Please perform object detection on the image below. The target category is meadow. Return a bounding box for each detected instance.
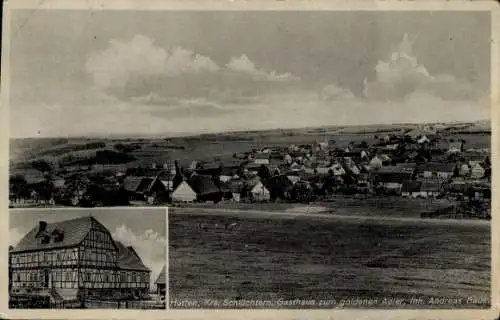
[169,210,490,309]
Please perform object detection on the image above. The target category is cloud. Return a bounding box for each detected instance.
[226,54,300,82]
[85,35,219,89]
[85,35,300,105]
[9,228,25,247]
[363,33,479,101]
[321,84,355,101]
[112,225,166,289]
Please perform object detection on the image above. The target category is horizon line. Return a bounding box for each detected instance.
[9,118,490,140]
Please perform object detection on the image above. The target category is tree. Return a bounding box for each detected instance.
[31,159,52,173]
[359,140,368,149]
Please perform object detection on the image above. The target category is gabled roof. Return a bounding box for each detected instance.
[155,265,166,285]
[115,241,150,272]
[123,176,162,194]
[11,216,97,253]
[187,174,221,196]
[421,163,456,173]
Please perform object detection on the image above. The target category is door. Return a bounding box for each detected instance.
[44,270,51,288]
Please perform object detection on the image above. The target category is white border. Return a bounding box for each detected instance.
[2,1,499,319]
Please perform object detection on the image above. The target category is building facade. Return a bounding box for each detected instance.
[9,216,150,305]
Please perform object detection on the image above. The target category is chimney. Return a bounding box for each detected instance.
[39,221,47,232]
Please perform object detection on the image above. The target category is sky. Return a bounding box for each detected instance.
[9,208,167,287]
[9,10,491,138]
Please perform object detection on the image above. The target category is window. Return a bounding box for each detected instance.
[85,272,91,282]
[65,272,71,282]
[16,273,20,281]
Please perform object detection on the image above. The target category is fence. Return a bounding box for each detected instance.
[84,299,164,309]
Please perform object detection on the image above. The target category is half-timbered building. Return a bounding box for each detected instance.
[9,216,151,305]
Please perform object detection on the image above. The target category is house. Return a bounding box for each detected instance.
[286,174,301,185]
[330,163,346,176]
[369,155,391,169]
[122,176,167,204]
[420,163,456,180]
[417,135,430,144]
[9,216,151,305]
[186,175,223,203]
[395,163,417,176]
[373,169,412,195]
[458,163,470,176]
[262,175,295,201]
[401,181,422,198]
[341,157,360,175]
[253,152,271,165]
[226,179,245,202]
[419,180,443,198]
[447,141,464,153]
[171,180,197,202]
[470,162,485,179]
[469,182,491,200]
[155,265,166,299]
[246,179,271,202]
[446,180,471,198]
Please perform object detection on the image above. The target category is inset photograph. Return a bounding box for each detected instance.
[8,207,167,309]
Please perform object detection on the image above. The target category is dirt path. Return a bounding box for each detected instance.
[170,207,490,226]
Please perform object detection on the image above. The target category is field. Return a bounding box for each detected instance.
[169,209,490,309]
[9,121,490,169]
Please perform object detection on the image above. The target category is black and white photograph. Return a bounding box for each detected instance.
[8,208,167,309]
[4,0,496,315]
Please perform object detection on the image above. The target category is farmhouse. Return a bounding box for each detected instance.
[122,176,167,204]
[171,181,197,202]
[420,163,456,179]
[9,216,151,304]
[245,178,271,202]
[373,169,412,195]
[469,162,485,179]
[186,175,223,203]
[155,265,166,298]
[253,153,271,165]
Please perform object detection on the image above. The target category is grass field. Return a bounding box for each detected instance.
[169,210,490,309]
[10,121,490,167]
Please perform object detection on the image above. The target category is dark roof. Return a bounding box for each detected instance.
[262,175,294,196]
[122,176,162,193]
[12,216,97,253]
[115,241,150,272]
[421,163,456,173]
[155,265,166,285]
[187,175,221,196]
[122,176,145,192]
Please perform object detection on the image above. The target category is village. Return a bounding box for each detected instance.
[9,124,491,219]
